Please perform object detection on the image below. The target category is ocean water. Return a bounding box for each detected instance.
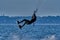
[0,16,60,40]
[0,24,60,40]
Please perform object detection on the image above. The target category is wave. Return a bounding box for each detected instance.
[40,35,56,40]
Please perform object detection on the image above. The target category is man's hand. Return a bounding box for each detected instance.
[34,8,38,14]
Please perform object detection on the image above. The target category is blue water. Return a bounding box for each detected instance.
[0,25,60,40]
[0,16,60,40]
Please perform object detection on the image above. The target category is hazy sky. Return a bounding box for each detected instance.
[0,0,60,16]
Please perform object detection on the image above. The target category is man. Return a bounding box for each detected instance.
[17,9,38,29]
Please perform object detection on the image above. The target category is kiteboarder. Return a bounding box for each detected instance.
[17,9,38,29]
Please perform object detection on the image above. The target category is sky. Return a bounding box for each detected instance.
[0,0,60,16]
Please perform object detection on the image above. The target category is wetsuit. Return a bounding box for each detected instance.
[17,9,38,29]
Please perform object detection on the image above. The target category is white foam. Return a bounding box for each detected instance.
[12,35,20,40]
[40,35,56,40]
[7,33,20,40]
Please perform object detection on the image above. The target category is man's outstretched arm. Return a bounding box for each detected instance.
[34,8,38,14]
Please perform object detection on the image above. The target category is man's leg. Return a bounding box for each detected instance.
[19,22,26,29]
[17,19,29,24]
[17,21,20,24]
[17,19,30,29]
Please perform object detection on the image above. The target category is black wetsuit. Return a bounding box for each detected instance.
[17,9,38,29]
[26,13,36,24]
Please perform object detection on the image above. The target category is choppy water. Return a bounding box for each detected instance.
[0,24,60,40]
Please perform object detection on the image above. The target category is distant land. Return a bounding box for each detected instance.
[0,16,60,24]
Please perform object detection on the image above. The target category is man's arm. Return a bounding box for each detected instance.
[32,9,38,19]
[34,8,38,14]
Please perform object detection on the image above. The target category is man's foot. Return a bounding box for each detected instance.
[17,21,20,24]
[19,25,23,29]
